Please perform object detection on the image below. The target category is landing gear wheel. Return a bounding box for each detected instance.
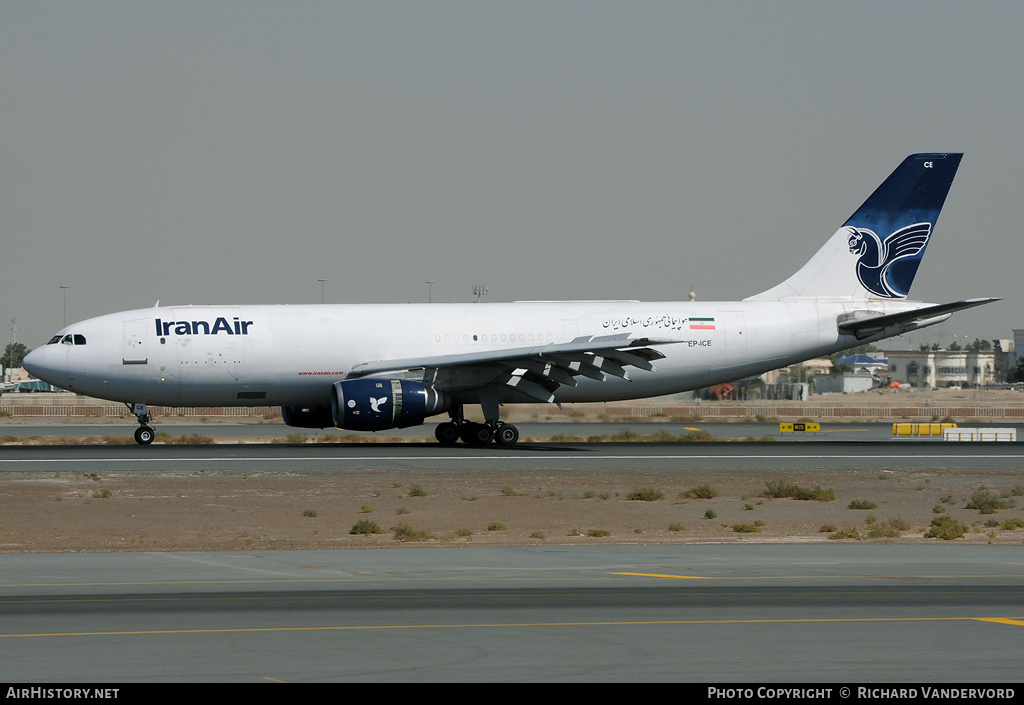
[127,403,155,446]
[494,423,520,446]
[460,422,493,446]
[435,422,460,446]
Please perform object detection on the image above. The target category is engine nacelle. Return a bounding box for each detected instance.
[281,405,335,429]
[331,378,450,431]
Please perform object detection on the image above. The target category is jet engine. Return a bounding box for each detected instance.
[331,378,450,431]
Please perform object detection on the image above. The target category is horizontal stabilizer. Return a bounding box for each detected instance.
[837,298,999,339]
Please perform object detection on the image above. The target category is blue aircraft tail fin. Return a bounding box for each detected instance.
[747,153,963,301]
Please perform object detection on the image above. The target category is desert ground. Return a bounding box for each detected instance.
[3,444,1024,553]
[2,388,1023,553]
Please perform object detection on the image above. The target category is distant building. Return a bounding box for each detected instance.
[994,339,1014,381]
[2,367,31,383]
[886,349,996,388]
[815,373,875,394]
[761,358,832,385]
[1011,330,1024,370]
[835,353,889,376]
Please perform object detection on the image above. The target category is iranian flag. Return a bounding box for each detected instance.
[689,317,716,330]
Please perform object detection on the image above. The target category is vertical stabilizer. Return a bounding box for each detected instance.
[746,153,962,301]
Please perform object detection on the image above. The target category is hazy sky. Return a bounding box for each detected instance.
[3,1,1021,350]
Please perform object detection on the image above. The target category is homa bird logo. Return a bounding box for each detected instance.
[347,396,389,414]
[846,222,932,298]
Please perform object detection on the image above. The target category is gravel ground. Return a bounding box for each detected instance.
[3,461,1024,552]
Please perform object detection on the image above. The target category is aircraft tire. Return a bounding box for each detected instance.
[134,427,155,445]
[460,422,493,445]
[434,422,460,446]
[494,423,520,446]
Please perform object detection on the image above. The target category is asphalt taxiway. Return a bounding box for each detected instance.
[2,545,1023,682]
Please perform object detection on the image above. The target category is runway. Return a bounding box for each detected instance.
[2,545,1023,682]
[9,420,1019,443]
[0,420,900,441]
[2,437,1024,473]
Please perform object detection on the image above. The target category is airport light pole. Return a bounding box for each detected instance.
[318,279,327,304]
[425,281,435,303]
[60,285,68,327]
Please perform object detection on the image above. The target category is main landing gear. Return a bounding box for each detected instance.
[434,420,520,446]
[433,399,520,446]
[129,403,156,445]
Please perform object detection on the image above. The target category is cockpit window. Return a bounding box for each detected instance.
[47,333,86,345]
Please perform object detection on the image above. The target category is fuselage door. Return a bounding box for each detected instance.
[123,319,149,365]
[722,311,749,356]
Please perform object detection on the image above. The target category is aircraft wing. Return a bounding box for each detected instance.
[347,333,680,403]
[837,298,999,340]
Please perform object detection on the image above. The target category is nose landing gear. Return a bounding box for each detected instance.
[128,403,156,445]
[134,426,155,445]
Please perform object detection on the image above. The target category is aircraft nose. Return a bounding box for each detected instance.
[21,348,41,377]
[21,347,59,385]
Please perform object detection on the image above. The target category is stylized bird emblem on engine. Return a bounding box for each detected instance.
[846,222,932,298]
[369,396,388,413]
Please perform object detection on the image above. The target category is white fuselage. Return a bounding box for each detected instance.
[23,298,925,409]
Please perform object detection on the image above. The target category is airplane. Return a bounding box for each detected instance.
[22,153,997,446]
